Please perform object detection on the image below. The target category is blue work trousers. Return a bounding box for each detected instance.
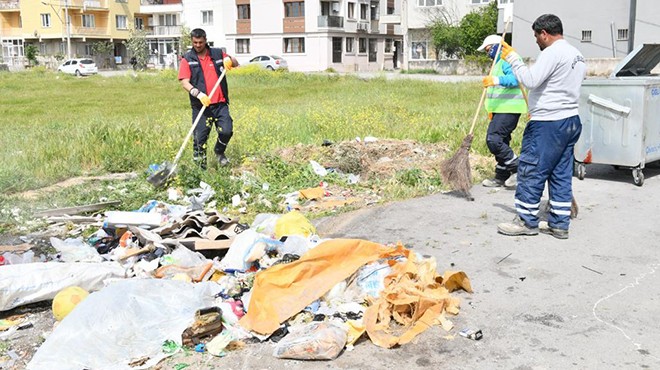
[487,113,521,181]
[514,116,582,230]
[191,102,233,167]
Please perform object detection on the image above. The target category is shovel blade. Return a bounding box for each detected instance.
[147,162,175,188]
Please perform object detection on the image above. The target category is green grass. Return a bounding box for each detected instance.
[0,68,523,231]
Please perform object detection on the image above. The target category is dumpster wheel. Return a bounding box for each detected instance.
[576,163,586,180]
[633,168,644,186]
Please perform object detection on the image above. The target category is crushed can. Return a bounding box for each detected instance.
[459,328,483,340]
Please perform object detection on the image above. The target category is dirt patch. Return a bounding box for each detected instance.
[15,173,137,200]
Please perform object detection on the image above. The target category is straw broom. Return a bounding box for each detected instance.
[441,22,511,201]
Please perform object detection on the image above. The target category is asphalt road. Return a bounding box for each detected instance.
[308,163,660,369]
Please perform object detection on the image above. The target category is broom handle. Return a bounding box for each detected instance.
[172,68,227,167]
[468,19,512,136]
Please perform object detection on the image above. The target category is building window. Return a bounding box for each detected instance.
[360,4,368,20]
[417,0,442,6]
[385,38,392,53]
[387,6,394,15]
[236,39,250,54]
[238,4,251,20]
[348,2,355,19]
[284,37,305,53]
[358,37,366,53]
[159,14,177,26]
[82,14,96,28]
[39,42,47,55]
[135,17,143,30]
[85,44,94,56]
[411,41,427,59]
[202,10,213,25]
[581,30,592,42]
[116,15,127,30]
[498,0,513,4]
[368,39,377,62]
[285,2,304,17]
[346,37,354,53]
[617,28,629,41]
[470,0,489,3]
[41,13,51,28]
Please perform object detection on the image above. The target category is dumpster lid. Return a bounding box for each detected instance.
[612,43,660,77]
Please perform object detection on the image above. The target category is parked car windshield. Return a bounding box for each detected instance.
[80,59,95,64]
[270,56,282,60]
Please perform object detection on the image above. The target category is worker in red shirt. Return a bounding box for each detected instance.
[178,28,239,169]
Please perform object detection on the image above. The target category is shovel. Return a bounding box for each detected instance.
[147,68,227,187]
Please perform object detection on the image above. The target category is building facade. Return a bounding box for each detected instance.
[0,0,142,69]
[512,0,660,59]
[221,0,404,72]
[136,0,183,69]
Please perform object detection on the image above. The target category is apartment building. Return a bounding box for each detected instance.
[136,0,182,68]
[512,0,660,59]
[221,0,404,72]
[0,0,141,68]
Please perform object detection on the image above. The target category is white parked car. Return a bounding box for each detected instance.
[247,55,288,71]
[57,58,98,76]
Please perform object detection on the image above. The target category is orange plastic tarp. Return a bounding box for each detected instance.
[239,239,407,335]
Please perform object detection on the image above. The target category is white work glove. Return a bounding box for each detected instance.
[189,87,210,107]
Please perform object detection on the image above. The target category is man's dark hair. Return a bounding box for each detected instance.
[191,28,206,39]
[532,14,563,36]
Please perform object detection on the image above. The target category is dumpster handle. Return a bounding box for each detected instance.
[588,94,631,116]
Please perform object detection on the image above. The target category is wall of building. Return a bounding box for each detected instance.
[182,0,226,47]
[512,0,659,59]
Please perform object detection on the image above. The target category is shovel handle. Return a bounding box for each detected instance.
[170,68,228,171]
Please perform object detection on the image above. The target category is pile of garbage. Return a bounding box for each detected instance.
[0,182,472,370]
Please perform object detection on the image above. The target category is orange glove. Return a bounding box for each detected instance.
[500,41,517,61]
[189,88,211,107]
[223,56,233,70]
[488,112,493,121]
[482,76,499,87]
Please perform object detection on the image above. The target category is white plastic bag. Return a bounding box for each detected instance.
[50,237,102,263]
[0,262,126,311]
[273,321,348,360]
[28,279,218,370]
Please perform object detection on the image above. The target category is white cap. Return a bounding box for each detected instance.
[477,35,502,51]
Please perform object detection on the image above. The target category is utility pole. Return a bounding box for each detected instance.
[65,0,71,59]
[42,0,71,59]
[401,0,408,70]
[628,0,636,53]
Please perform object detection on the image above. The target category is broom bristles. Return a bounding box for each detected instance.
[441,134,474,199]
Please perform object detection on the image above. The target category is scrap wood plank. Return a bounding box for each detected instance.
[194,239,234,251]
[0,243,32,253]
[34,200,121,218]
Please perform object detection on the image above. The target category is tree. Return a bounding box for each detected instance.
[125,28,149,70]
[92,41,114,69]
[25,44,39,66]
[459,1,498,57]
[431,22,462,59]
[179,25,191,55]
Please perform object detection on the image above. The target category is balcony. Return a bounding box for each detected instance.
[72,26,108,36]
[0,27,23,36]
[145,25,180,36]
[370,20,379,33]
[379,14,400,24]
[63,0,108,10]
[0,0,19,11]
[140,0,182,14]
[317,15,343,28]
